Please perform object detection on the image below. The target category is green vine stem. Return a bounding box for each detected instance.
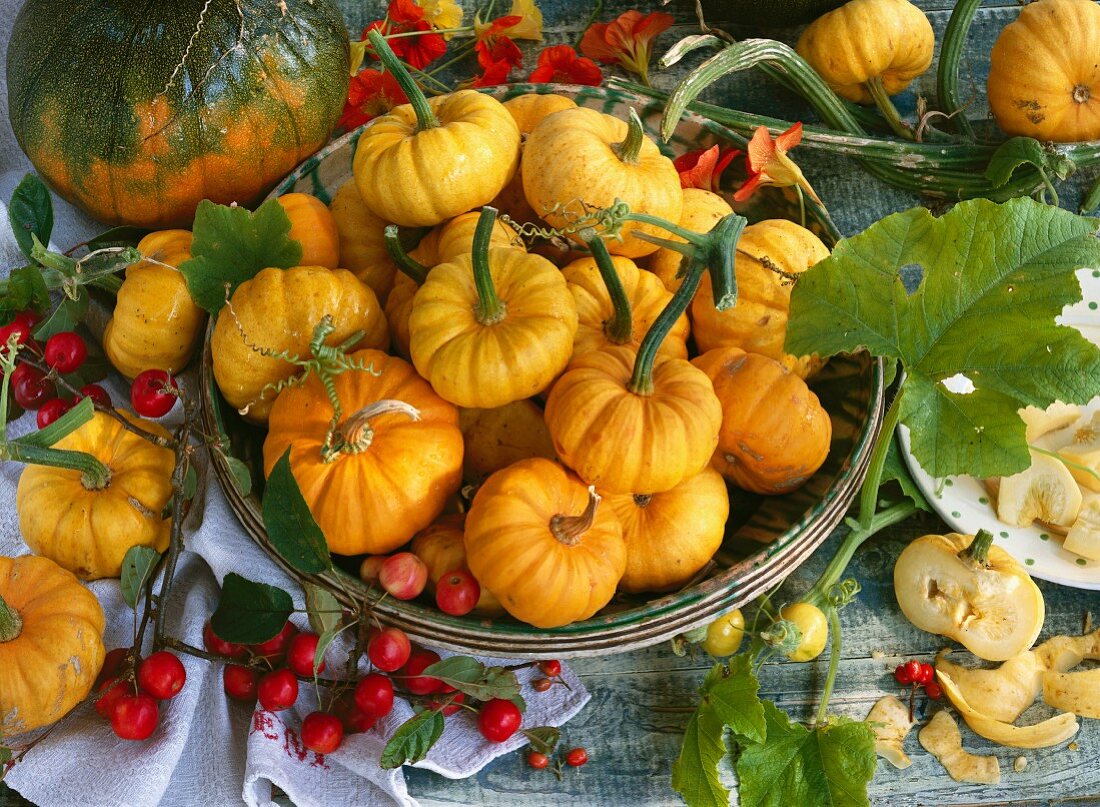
[471,206,506,324]
[864,77,914,141]
[628,214,747,394]
[814,607,843,726]
[367,29,439,131]
[613,108,646,164]
[632,213,742,311]
[936,0,980,140]
[582,231,633,344]
[0,593,22,643]
[384,225,428,284]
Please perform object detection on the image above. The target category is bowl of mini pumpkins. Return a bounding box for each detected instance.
[199,80,885,658]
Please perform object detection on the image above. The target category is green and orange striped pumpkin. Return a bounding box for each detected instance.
[6,0,349,228]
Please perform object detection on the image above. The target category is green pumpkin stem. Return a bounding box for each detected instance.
[628,213,747,395]
[864,77,914,141]
[0,593,21,643]
[0,441,112,490]
[384,225,428,284]
[959,529,994,567]
[582,231,633,345]
[471,207,507,324]
[612,108,647,165]
[366,29,439,131]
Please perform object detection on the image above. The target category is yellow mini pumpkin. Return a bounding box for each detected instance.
[691,219,829,378]
[493,93,578,224]
[522,106,682,257]
[263,350,464,556]
[464,458,627,628]
[329,180,401,302]
[409,209,578,407]
[276,192,341,270]
[211,266,388,423]
[648,189,734,293]
[1,554,105,736]
[459,400,557,482]
[604,466,729,593]
[352,32,519,227]
[410,514,506,616]
[103,229,205,379]
[987,0,1100,142]
[17,412,175,579]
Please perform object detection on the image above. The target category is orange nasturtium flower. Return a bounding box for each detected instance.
[734,123,821,204]
[673,145,741,193]
[529,45,602,86]
[580,10,674,86]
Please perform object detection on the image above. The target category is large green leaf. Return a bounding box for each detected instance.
[787,197,1100,478]
[9,174,53,260]
[210,573,294,644]
[262,448,330,574]
[381,711,446,769]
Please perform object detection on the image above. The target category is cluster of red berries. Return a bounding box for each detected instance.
[94,648,188,740]
[527,746,588,770]
[893,659,942,700]
[1,309,180,425]
[361,551,481,616]
[205,619,538,755]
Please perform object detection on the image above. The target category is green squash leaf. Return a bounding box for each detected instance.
[736,702,876,807]
[180,199,302,313]
[120,546,161,608]
[9,174,53,260]
[262,448,330,574]
[420,656,522,702]
[985,137,1074,189]
[211,573,294,644]
[381,710,446,769]
[786,197,1100,479]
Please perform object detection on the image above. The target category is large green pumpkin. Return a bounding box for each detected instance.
[6,0,350,228]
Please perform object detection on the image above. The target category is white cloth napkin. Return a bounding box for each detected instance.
[0,4,590,804]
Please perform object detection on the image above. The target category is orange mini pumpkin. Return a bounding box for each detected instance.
[276,193,341,270]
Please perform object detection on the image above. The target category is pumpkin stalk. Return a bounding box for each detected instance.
[470,207,507,324]
[582,230,634,344]
[384,225,428,284]
[0,441,111,490]
[612,108,647,165]
[864,77,915,141]
[550,486,601,546]
[0,593,21,643]
[959,529,994,568]
[325,399,422,461]
[366,29,440,131]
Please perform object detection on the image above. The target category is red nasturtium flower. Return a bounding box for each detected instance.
[473,14,524,86]
[339,69,409,130]
[734,122,821,203]
[673,145,741,192]
[529,45,602,86]
[580,10,674,86]
[361,0,447,70]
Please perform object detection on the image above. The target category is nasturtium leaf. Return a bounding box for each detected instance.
[421,656,522,702]
[120,546,161,608]
[211,573,294,644]
[985,137,1074,189]
[262,449,330,575]
[381,710,446,768]
[786,197,1100,478]
[180,199,302,313]
[9,173,53,260]
[736,702,876,807]
[304,582,342,636]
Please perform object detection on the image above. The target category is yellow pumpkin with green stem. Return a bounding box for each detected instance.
[1,554,105,736]
[563,235,689,362]
[17,411,175,579]
[464,458,627,628]
[329,180,401,302]
[353,31,519,227]
[545,215,745,494]
[263,350,464,556]
[987,0,1100,142]
[691,219,829,378]
[211,266,389,423]
[604,466,729,593]
[276,193,340,270]
[410,514,505,617]
[522,106,682,258]
[648,189,733,293]
[409,207,578,407]
[493,93,578,224]
[103,229,205,379]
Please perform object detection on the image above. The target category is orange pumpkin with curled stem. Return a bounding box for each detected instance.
[276,193,340,271]
[262,350,464,556]
[692,347,831,495]
[464,458,626,628]
[409,207,578,407]
[544,215,745,494]
[353,31,519,227]
[563,234,689,362]
[604,466,729,593]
